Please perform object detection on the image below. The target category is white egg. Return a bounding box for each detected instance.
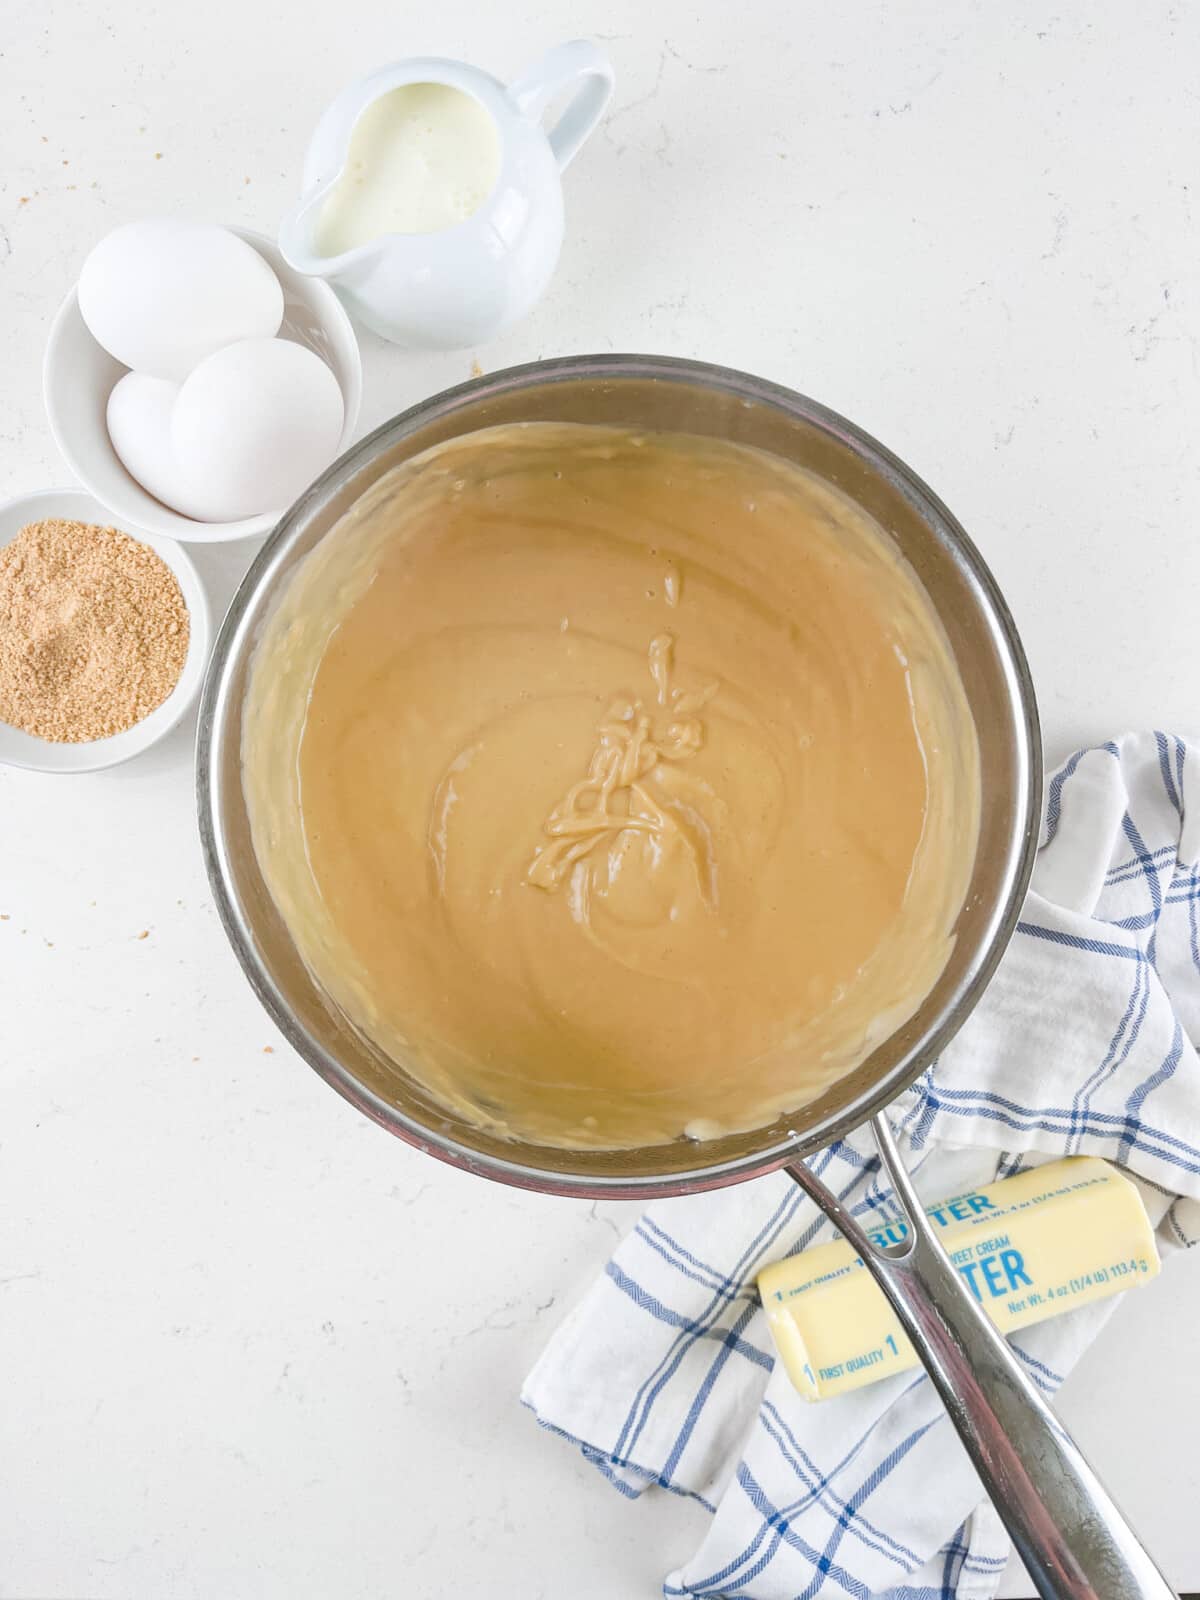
[171,338,345,522]
[79,221,284,382]
[107,371,233,521]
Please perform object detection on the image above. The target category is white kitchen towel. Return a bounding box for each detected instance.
[523,731,1200,1598]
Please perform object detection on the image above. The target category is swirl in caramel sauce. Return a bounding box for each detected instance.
[242,423,979,1149]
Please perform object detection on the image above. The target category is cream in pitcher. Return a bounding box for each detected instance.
[279,43,614,348]
[314,84,502,250]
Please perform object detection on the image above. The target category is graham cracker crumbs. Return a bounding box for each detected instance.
[0,519,188,742]
[0,914,8,921]
[470,359,483,378]
[263,1045,274,1054]
[136,930,149,940]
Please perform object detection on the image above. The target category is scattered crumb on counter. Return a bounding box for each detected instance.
[470,359,483,378]
[154,152,163,160]
[136,930,149,940]
[263,1046,274,1054]
[0,914,8,921]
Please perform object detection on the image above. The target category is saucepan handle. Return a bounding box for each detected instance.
[785,1113,1175,1600]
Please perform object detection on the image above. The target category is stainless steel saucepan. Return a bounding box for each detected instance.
[197,355,1174,1598]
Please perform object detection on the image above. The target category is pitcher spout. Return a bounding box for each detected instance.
[279,179,365,280]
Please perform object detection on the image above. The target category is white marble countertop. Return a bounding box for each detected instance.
[2,2,1198,1595]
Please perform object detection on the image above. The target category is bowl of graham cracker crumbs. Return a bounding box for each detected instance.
[0,488,210,773]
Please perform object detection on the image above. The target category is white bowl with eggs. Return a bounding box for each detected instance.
[0,488,211,773]
[43,226,362,544]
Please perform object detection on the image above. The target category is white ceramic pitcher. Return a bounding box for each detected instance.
[278,41,613,349]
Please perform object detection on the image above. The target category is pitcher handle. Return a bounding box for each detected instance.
[784,1113,1175,1599]
[509,40,614,171]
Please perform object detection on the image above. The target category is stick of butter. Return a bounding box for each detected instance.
[758,1156,1159,1401]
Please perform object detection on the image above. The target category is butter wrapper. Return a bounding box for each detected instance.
[758,1156,1159,1400]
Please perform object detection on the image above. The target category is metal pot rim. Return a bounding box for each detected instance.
[196,353,1042,1199]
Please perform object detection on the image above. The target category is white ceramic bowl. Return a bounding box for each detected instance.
[0,488,211,772]
[42,227,363,545]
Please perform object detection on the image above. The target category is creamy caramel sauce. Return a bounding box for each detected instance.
[243,423,979,1149]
